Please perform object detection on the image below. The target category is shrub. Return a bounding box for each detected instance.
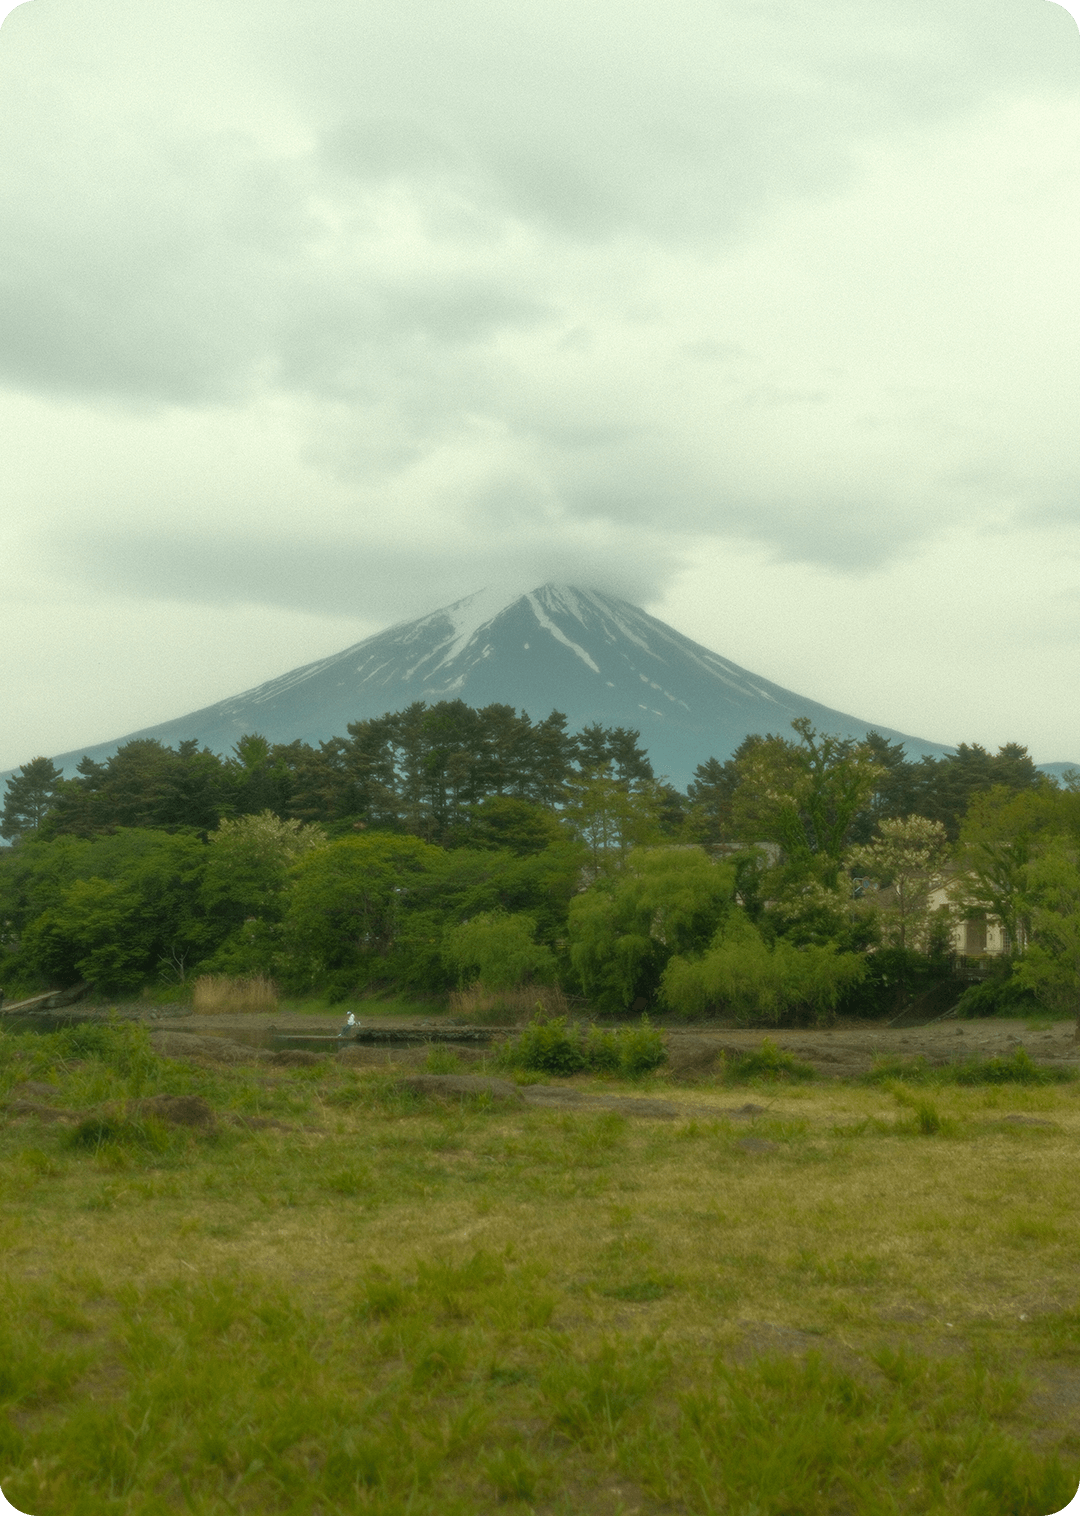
[614,1017,667,1076]
[952,975,1044,1019]
[719,1038,815,1083]
[499,1016,588,1075]
[496,1014,667,1077]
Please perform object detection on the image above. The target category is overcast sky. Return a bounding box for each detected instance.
[2,0,1079,772]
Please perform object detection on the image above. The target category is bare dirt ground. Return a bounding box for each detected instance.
[130,1008,1080,1079]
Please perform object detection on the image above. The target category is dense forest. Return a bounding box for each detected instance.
[2,702,1078,1024]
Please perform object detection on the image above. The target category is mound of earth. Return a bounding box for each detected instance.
[129,1093,216,1128]
[393,1074,525,1104]
[148,1030,268,1064]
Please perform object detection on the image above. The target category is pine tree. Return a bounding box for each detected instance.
[1,756,63,840]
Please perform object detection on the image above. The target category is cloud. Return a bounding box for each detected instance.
[2,0,1080,668]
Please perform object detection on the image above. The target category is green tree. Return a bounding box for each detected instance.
[15,831,211,992]
[955,786,1080,953]
[1013,840,1080,1030]
[567,846,736,1012]
[2,757,63,840]
[450,796,565,857]
[911,742,1045,840]
[282,834,441,994]
[43,739,231,837]
[731,720,883,888]
[660,910,865,1026]
[443,911,556,991]
[562,773,664,869]
[200,811,327,976]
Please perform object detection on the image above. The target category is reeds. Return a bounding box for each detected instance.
[191,975,278,1016]
[448,983,568,1025]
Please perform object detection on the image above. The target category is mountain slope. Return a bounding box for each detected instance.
[31,584,952,789]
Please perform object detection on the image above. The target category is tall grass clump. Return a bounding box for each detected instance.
[0,1017,158,1088]
[192,975,278,1016]
[495,1013,666,1077]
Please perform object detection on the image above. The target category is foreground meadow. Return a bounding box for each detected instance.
[1,1023,1078,1515]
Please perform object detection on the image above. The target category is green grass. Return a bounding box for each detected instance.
[2,1020,1079,1514]
[865,1046,1078,1088]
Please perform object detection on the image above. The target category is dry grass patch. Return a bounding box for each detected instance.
[449,982,569,1024]
[190,974,278,1015]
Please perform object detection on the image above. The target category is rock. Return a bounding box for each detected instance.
[393,1074,525,1104]
[129,1094,216,1128]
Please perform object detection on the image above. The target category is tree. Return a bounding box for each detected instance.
[443,911,556,991]
[42,739,231,836]
[848,815,951,951]
[912,742,1044,840]
[2,757,63,840]
[282,834,441,993]
[731,719,883,889]
[561,773,664,869]
[15,830,211,992]
[660,910,865,1026]
[450,796,564,856]
[199,811,327,976]
[567,845,736,1011]
[1012,840,1080,1033]
[954,786,1080,955]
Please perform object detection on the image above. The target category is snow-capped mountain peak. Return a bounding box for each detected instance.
[33,582,951,787]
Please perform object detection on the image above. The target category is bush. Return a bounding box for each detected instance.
[719,1038,815,1083]
[952,975,1044,1019]
[615,1019,667,1076]
[499,1016,588,1075]
[496,1014,667,1078]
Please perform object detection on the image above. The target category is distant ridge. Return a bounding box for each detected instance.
[18,583,962,791]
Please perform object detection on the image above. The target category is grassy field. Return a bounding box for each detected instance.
[1,1022,1079,1515]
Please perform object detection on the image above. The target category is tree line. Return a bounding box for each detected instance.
[1,705,1076,1024]
[1,702,1054,847]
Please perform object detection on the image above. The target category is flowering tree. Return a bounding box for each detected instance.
[848,815,950,951]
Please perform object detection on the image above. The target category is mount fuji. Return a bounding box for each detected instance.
[33,583,951,790]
